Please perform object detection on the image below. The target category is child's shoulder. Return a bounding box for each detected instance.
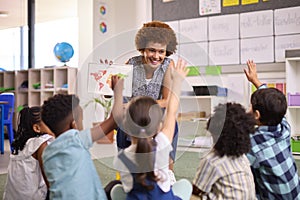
[17,134,54,157]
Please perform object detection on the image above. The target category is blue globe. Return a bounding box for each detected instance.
[53,42,74,63]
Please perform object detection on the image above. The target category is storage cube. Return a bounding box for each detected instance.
[288,93,300,106]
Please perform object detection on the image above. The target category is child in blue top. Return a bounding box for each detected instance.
[244,60,300,200]
[113,58,192,200]
[41,75,124,200]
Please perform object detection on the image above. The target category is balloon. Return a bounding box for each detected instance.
[53,42,74,63]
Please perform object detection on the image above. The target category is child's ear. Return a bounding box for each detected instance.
[71,120,77,129]
[254,110,261,121]
[33,124,41,133]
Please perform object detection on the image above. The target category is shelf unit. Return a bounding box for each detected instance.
[177,95,226,148]
[0,66,77,130]
[286,55,300,136]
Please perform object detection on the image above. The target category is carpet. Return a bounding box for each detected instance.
[0,151,200,199]
[1,151,300,199]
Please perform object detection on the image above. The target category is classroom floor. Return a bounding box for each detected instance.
[1,139,299,200]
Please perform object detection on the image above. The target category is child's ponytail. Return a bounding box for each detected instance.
[135,129,159,190]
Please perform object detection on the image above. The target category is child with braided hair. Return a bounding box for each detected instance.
[3,106,54,200]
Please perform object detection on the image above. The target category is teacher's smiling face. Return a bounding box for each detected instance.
[143,42,167,69]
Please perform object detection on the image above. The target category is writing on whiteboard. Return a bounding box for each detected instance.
[212,23,230,32]
[275,34,300,62]
[275,13,300,26]
[213,45,234,56]
[275,6,300,35]
[209,40,239,65]
[240,37,274,63]
[241,44,269,53]
[209,14,239,40]
[179,18,208,42]
[240,10,273,38]
[240,15,272,28]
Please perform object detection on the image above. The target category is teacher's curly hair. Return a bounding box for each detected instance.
[135,21,178,56]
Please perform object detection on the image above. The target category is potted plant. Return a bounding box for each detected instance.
[84,95,115,143]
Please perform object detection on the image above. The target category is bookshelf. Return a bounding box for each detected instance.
[0,66,77,130]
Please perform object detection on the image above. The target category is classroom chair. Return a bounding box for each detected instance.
[172,179,193,200]
[0,93,15,154]
[110,184,126,200]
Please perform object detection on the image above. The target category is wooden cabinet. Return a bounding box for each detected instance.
[0,66,77,129]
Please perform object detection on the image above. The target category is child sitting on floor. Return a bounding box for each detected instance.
[244,60,300,199]
[192,102,257,199]
[41,75,124,200]
[113,58,192,200]
[3,106,54,200]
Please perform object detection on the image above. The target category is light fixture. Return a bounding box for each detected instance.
[0,11,9,17]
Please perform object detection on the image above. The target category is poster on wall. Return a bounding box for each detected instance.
[242,0,259,5]
[223,0,239,7]
[179,17,208,43]
[240,10,273,38]
[274,6,300,36]
[209,39,240,65]
[199,0,221,16]
[241,36,274,64]
[208,14,239,41]
[88,63,133,96]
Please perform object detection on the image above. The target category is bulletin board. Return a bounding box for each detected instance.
[152,0,300,21]
[152,0,300,66]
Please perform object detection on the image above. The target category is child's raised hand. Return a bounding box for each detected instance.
[111,75,124,94]
[244,60,263,88]
[244,60,258,83]
[171,58,189,82]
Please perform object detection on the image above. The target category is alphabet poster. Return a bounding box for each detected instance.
[88,63,133,96]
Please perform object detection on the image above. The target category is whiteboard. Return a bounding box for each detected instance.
[179,42,208,66]
[274,6,300,35]
[240,10,273,38]
[208,14,239,41]
[179,17,208,43]
[275,34,300,62]
[240,36,274,64]
[209,39,239,65]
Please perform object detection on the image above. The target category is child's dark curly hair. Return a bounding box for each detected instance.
[135,21,177,56]
[207,103,256,157]
[251,87,287,126]
[12,106,42,155]
[41,94,80,136]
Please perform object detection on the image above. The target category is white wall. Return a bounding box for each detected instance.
[79,0,153,129]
